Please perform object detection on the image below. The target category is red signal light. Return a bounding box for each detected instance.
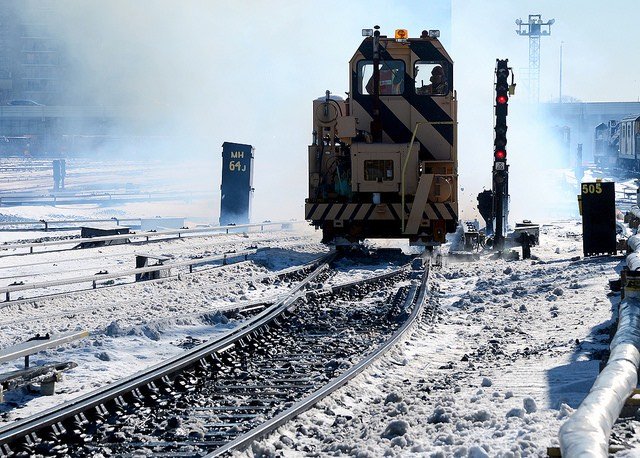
[494,150,506,160]
[496,94,508,104]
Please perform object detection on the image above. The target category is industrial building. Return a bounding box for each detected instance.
[0,0,135,156]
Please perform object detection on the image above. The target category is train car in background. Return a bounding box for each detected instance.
[594,115,640,171]
[618,114,640,170]
[0,135,35,156]
[305,27,458,246]
[594,120,619,168]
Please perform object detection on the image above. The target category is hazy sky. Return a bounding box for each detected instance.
[24,0,640,223]
[453,0,639,221]
[457,0,640,103]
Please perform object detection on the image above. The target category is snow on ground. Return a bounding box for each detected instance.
[0,162,628,456]
[0,226,329,425]
[239,222,621,457]
[0,199,217,227]
[0,158,220,225]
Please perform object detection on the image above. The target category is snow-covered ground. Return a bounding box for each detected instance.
[0,227,330,424]
[0,162,631,457]
[239,221,620,457]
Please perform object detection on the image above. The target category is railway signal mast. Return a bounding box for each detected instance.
[493,59,513,249]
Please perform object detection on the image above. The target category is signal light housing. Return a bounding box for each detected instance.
[494,59,510,163]
[494,137,507,150]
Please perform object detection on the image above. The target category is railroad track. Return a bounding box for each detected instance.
[0,190,213,207]
[0,237,325,306]
[0,220,300,257]
[0,253,331,334]
[0,250,431,457]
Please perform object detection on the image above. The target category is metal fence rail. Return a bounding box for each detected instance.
[0,217,143,231]
[0,220,302,254]
[0,248,258,301]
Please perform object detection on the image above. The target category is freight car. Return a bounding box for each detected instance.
[305,27,458,245]
[594,115,640,170]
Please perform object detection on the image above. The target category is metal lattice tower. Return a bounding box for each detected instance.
[516,14,554,103]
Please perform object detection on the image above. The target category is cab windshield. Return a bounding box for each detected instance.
[358,60,405,96]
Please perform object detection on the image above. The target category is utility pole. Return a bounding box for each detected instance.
[559,41,563,103]
[515,14,554,104]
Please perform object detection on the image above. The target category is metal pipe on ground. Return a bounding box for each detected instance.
[627,234,640,272]
[627,252,640,271]
[628,233,640,258]
[559,248,640,456]
[629,206,640,221]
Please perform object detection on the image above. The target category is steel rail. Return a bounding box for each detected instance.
[0,232,312,273]
[207,259,431,456]
[0,220,303,254]
[0,331,90,365]
[0,251,329,316]
[0,252,336,450]
[0,254,405,327]
[0,249,258,300]
[0,217,142,229]
[0,249,331,309]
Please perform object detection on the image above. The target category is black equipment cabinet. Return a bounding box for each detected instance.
[220,142,254,226]
[581,181,616,256]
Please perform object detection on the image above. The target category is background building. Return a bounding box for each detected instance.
[0,0,66,106]
[0,0,130,156]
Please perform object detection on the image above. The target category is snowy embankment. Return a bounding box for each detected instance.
[0,226,329,426]
[240,221,619,457]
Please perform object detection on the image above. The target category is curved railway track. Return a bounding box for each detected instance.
[0,251,431,457]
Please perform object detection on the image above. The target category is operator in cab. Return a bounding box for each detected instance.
[417,65,448,95]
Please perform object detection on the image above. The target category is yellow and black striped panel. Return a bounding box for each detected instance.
[305,202,457,223]
[350,39,454,162]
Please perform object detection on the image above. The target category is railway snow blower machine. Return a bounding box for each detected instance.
[305,26,458,246]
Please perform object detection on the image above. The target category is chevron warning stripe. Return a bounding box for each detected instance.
[305,202,457,224]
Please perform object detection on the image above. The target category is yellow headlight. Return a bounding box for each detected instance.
[395,29,408,40]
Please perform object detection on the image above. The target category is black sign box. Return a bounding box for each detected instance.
[220,142,254,226]
[581,181,616,256]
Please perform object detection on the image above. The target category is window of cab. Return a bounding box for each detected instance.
[414,61,449,96]
[364,160,394,181]
[358,60,405,96]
